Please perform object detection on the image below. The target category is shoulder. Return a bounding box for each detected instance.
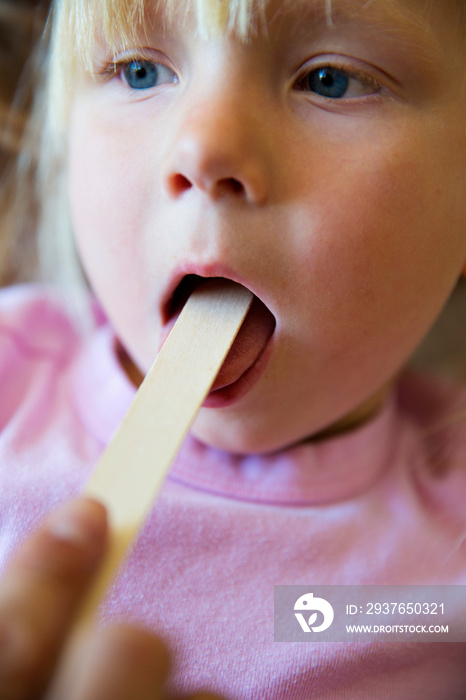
[0,284,80,360]
[396,369,466,435]
[396,369,466,474]
[0,284,92,430]
[395,369,466,529]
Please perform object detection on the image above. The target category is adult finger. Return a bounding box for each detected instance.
[0,498,108,700]
[50,624,171,700]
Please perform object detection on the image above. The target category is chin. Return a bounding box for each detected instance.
[191,412,292,456]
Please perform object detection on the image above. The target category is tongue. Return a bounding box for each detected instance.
[210,294,275,392]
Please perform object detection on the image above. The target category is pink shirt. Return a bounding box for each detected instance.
[1,284,466,699]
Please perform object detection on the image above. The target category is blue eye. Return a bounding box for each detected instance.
[307,67,349,99]
[297,65,381,100]
[122,60,176,90]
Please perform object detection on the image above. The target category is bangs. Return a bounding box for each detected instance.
[55,0,268,71]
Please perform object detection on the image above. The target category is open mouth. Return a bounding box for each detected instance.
[164,274,206,323]
[163,275,276,405]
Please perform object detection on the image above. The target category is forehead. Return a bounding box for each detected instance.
[72,0,456,41]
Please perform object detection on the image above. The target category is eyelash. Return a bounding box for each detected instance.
[94,52,177,86]
[95,58,133,83]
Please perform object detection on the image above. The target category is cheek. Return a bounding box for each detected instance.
[67,106,168,367]
[69,115,144,262]
[286,125,466,351]
[67,105,167,296]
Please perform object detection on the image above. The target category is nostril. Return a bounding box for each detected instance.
[170,173,192,196]
[218,178,244,196]
[169,174,244,199]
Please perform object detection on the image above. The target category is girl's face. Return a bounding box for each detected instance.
[67,0,466,454]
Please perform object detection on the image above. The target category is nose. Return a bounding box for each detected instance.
[161,98,270,205]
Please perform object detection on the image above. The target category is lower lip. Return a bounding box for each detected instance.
[202,336,274,408]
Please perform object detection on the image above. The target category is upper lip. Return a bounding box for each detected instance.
[161,263,261,325]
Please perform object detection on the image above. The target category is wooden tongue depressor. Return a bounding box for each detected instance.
[77,279,253,626]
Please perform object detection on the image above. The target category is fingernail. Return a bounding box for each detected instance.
[47,498,107,547]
